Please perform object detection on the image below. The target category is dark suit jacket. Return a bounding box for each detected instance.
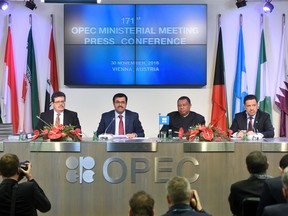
[96,110,145,137]
[228,175,270,216]
[262,203,288,216]
[256,176,286,216]
[35,109,81,130]
[160,111,205,137]
[230,110,274,138]
[0,179,51,216]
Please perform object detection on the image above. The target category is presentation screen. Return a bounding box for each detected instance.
[64,4,207,87]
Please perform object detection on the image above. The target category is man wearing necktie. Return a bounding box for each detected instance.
[36,91,81,130]
[230,94,274,138]
[96,93,145,138]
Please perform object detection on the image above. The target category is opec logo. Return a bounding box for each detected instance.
[66,156,95,183]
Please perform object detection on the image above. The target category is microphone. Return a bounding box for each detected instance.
[98,118,115,141]
[36,115,50,127]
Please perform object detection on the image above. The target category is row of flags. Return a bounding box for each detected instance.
[211,14,288,137]
[1,14,287,136]
[1,15,59,134]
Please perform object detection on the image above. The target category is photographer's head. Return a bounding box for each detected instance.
[166,176,191,206]
[0,153,19,177]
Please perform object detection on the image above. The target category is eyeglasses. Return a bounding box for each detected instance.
[114,101,126,105]
[54,101,65,104]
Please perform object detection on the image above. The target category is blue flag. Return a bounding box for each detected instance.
[232,25,248,120]
[159,116,170,125]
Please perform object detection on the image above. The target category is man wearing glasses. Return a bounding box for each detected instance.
[96,93,144,138]
[35,91,81,130]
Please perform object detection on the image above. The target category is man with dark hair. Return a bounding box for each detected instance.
[162,176,210,216]
[0,153,51,216]
[230,94,274,138]
[96,93,145,138]
[262,167,288,216]
[256,154,288,216]
[129,191,154,216]
[228,151,272,216]
[36,91,81,130]
[160,96,205,137]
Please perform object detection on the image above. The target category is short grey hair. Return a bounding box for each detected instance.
[166,176,191,204]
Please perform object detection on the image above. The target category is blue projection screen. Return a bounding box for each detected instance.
[64,4,207,87]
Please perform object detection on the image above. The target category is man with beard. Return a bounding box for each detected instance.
[96,93,145,138]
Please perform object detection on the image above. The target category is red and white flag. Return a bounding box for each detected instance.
[2,26,19,133]
[45,27,59,111]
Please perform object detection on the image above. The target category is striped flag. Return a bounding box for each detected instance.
[275,18,288,137]
[255,26,272,117]
[211,27,228,130]
[45,27,59,111]
[22,27,40,133]
[232,25,248,119]
[2,26,19,133]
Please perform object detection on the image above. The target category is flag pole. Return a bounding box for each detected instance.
[218,14,221,30]
[29,14,32,26]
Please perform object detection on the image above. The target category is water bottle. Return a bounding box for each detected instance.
[168,129,173,140]
[92,131,97,141]
[19,130,24,141]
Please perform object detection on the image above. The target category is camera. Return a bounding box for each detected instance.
[18,160,29,177]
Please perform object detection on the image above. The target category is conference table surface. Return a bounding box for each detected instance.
[1,137,288,216]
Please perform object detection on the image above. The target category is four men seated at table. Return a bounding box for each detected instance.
[35,92,275,139]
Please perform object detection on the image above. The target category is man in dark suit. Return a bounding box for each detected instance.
[230,94,274,138]
[262,167,288,216]
[160,96,205,137]
[96,93,144,138]
[228,151,272,216]
[36,91,81,130]
[256,154,288,216]
[0,153,51,216]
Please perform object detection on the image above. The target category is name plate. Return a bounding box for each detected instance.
[106,140,157,152]
[183,142,234,152]
[0,141,3,152]
[30,142,81,152]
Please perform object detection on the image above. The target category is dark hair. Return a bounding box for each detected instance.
[244,94,258,104]
[177,96,191,104]
[0,153,19,177]
[129,191,154,216]
[51,91,66,103]
[246,151,268,174]
[279,154,288,169]
[113,93,128,103]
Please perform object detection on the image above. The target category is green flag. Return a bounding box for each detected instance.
[22,27,40,132]
[255,27,272,118]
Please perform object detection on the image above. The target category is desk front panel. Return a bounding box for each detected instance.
[1,141,286,216]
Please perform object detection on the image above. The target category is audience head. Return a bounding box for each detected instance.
[166,176,191,206]
[0,153,19,177]
[279,154,288,172]
[113,93,128,114]
[282,167,288,200]
[246,151,269,174]
[129,190,154,216]
[177,96,192,117]
[244,94,258,116]
[51,91,66,113]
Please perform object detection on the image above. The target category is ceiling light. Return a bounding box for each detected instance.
[25,0,37,10]
[0,0,8,11]
[236,0,247,8]
[263,0,274,13]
